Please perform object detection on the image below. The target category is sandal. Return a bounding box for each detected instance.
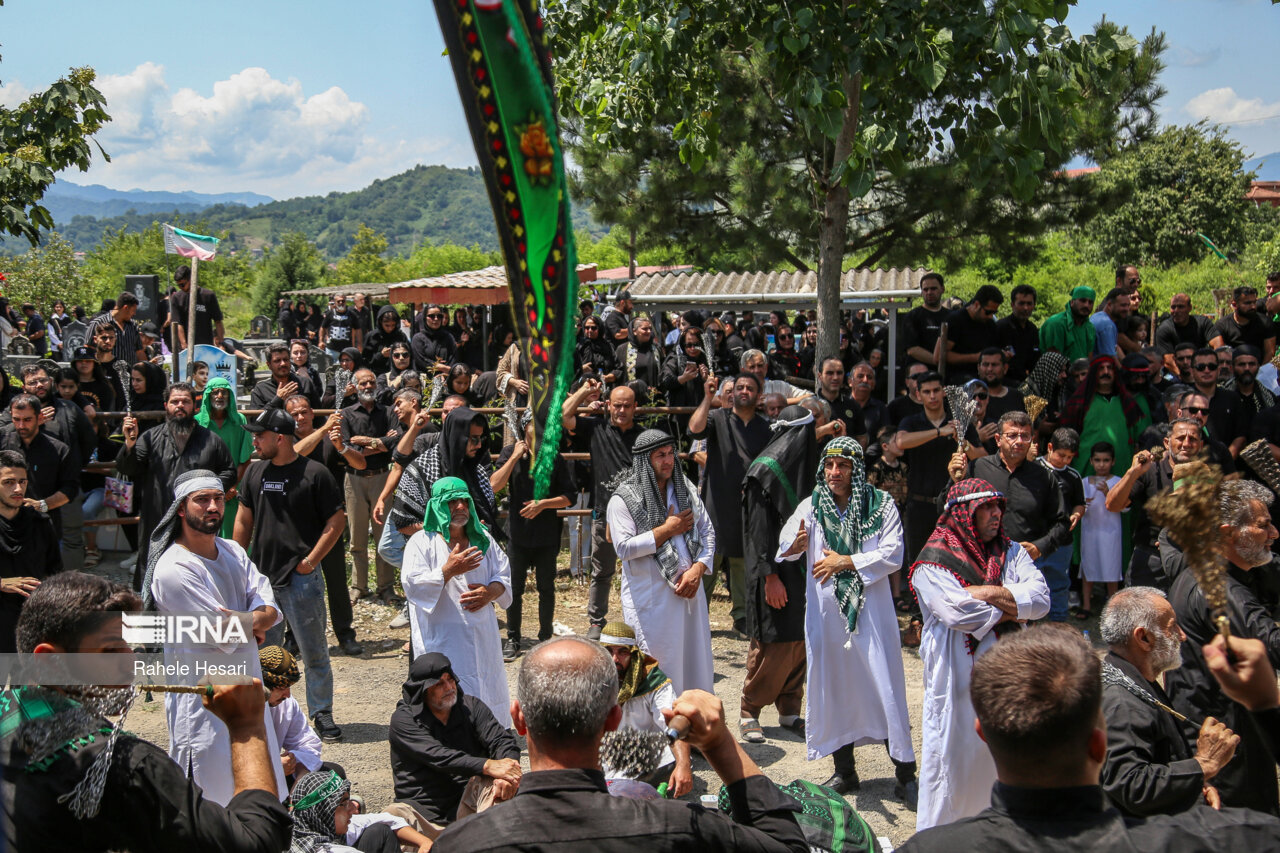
[83,548,102,569]
[895,596,912,613]
[1073,608,1092,621]
[901,619,923,648]
[739,718,766,744]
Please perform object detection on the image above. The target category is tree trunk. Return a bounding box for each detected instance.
[814,72,863,387]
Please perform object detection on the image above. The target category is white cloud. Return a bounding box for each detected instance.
[1185,87,1280,124]
[0,80,34,109]
[1169,45,1221,68]
[45,63,473,198]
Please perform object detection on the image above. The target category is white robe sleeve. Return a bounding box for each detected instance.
[401,532,448,614]
[1002,542,1051,622]
[912,562,1005,640]
[482,534,513,608]
[236,544,281,628]
[852,502,904,585]
[608,494,658,561]
[346,813,410,846]
[775,500,811,563]
[271,697,323,771]
[692,502,715,570]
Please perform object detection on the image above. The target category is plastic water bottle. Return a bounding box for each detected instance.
[1083,629,1091,644]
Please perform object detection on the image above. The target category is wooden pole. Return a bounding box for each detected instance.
[185,257,199,379]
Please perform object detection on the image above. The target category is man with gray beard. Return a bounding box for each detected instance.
[1099,587,1239,817]
[1166,479,1280,815]
[118,383,236,589]
[341,367,400,603]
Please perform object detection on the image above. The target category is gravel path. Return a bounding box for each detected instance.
[115,558,931,847]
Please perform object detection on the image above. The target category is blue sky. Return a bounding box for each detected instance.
[2,0,1278,200]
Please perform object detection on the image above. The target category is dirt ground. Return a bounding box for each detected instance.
[109,552,958,848]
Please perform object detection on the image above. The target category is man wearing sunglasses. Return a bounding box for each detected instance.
[1187,348,1247,457]
[1175,390,1237,474]
[942,285,1003,385]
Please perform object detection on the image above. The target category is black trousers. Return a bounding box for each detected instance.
[354,821,400,853]
[508,542,558,641]
[321,533,355,642]
[832,742,916,784]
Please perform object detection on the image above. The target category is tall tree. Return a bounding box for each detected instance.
[1,4,111,247]
[4,232,98,310]
[550,0,1159,372]
[251,231,325,314]
[333,223,391,285]
[1085,123,1253,267]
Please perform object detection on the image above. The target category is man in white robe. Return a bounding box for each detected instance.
[606,429,716,694]
[146,469,286,806]
[260,644,325,787]
[776,436,918,806]
[908,477,1050,830]
[401,475,513,727]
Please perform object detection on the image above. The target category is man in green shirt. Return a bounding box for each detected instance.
[195,376,253,537]
[1039,285,1097,363]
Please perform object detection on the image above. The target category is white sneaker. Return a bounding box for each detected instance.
[120,552,138,570]
[390,603,410,629]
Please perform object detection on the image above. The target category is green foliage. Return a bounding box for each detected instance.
[333,224,391,285]
[1085,124,1253,267]
[387,241,501,283]
[251,232,324,315]
[41,164,604,257]
[0,59,111,246]
[551,0,1160,274]
[2,232,98,309]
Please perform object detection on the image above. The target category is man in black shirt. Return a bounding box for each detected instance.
[289,395,366,655]
[389,653,522,831]
[850,361,890,440]
[0,450,61,653]
[901,272,947,370]
[341,367,398,603]
[1155,294,1212,374]
[3,572,291,853]
[1175,390,1238,472]
[946,410,1068,588]
[276,298,296,341]
[1106,419,1204,588]
[1098,587,1238,817]
[1165,479,1280,815]
[561,379,641,638]
[169,264,225,349]
[235,407,347,744]
[0,395,78,542]
[249,343,322,410]
[15,363,95,572]
[20,302,46,355]
[994,283,1040,383]
[438,636,808,853]
[812,357,866,446]
[1188,349,1246,454]
[977,347,1025,424]
[603,290,634,344]
[943,284,1003,385]
[893,372,983,599]
[1222,345,1274,438]
[688,372,774,634]
[1210,285,1277,363]
[899,626,1280,853]
[887,362,928,425]
[320,294,359,360]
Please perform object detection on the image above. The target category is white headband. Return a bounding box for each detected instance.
[176,475,225,501]
[598,632,636,648]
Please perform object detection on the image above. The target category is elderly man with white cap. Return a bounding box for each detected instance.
[606,428,716,695]
[145,468,286,806]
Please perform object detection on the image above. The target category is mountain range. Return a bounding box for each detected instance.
[35,165,599,259]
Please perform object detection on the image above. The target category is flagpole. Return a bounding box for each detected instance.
[186,257,199,379]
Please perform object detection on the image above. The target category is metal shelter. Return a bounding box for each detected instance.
[626,267,929,394]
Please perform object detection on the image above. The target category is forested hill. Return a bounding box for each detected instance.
[47,164,599,258]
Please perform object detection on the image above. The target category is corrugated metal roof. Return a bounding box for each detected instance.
[629,267,930,298]
[285,264,598,301]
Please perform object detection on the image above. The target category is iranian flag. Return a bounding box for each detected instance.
[162,224,220,261]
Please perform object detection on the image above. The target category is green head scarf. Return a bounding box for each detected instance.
[194,376,245,429]
[422,476,490,553]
